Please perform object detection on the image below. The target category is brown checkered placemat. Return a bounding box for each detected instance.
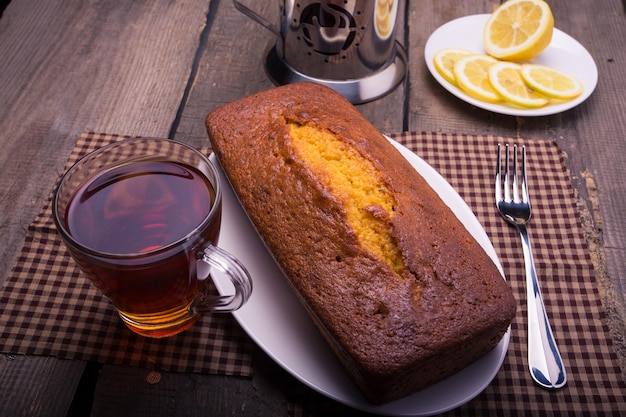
[287,132,626,416]
[0,132,254,377]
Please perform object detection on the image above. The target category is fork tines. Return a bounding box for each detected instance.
[496,143,527,204]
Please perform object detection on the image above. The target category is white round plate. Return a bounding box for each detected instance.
[210,137,510,416]
[424,14,598,116]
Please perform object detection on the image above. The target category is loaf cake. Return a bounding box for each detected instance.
[205,82,516,404]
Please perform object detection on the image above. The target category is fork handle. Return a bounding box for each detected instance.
[517,224,567,389]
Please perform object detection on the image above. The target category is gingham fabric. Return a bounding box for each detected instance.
[0,132,254,376]
[287,132,626,416]
[1,132,625,415]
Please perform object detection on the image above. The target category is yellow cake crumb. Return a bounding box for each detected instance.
[289,123,404,277]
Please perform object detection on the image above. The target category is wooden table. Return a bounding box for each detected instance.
[1,1,625,415]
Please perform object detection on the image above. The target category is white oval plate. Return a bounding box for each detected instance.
[211,137,510,416]
[424,14,598,116]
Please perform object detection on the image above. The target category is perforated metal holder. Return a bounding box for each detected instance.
[263,41,407,104]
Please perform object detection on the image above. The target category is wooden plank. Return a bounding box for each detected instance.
[0,355,85,417]
[90,350,289,417]
[0,0,211,414]
[172,0,276,149]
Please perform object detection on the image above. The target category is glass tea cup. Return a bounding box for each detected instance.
[52,138,252,338]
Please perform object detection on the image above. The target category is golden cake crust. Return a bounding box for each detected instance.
[205,82,516,404]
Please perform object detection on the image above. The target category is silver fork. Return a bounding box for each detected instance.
[495,144,567,389]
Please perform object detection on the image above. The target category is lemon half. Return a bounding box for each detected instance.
[484,0,554,62]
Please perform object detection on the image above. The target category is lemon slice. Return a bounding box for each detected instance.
[453,54,502,103]
[521,64,584,99]
[433,48,474,85]
[488,61,549,108]
[484,0,554,62]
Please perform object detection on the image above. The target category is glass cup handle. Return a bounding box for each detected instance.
[194,244,252,313]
